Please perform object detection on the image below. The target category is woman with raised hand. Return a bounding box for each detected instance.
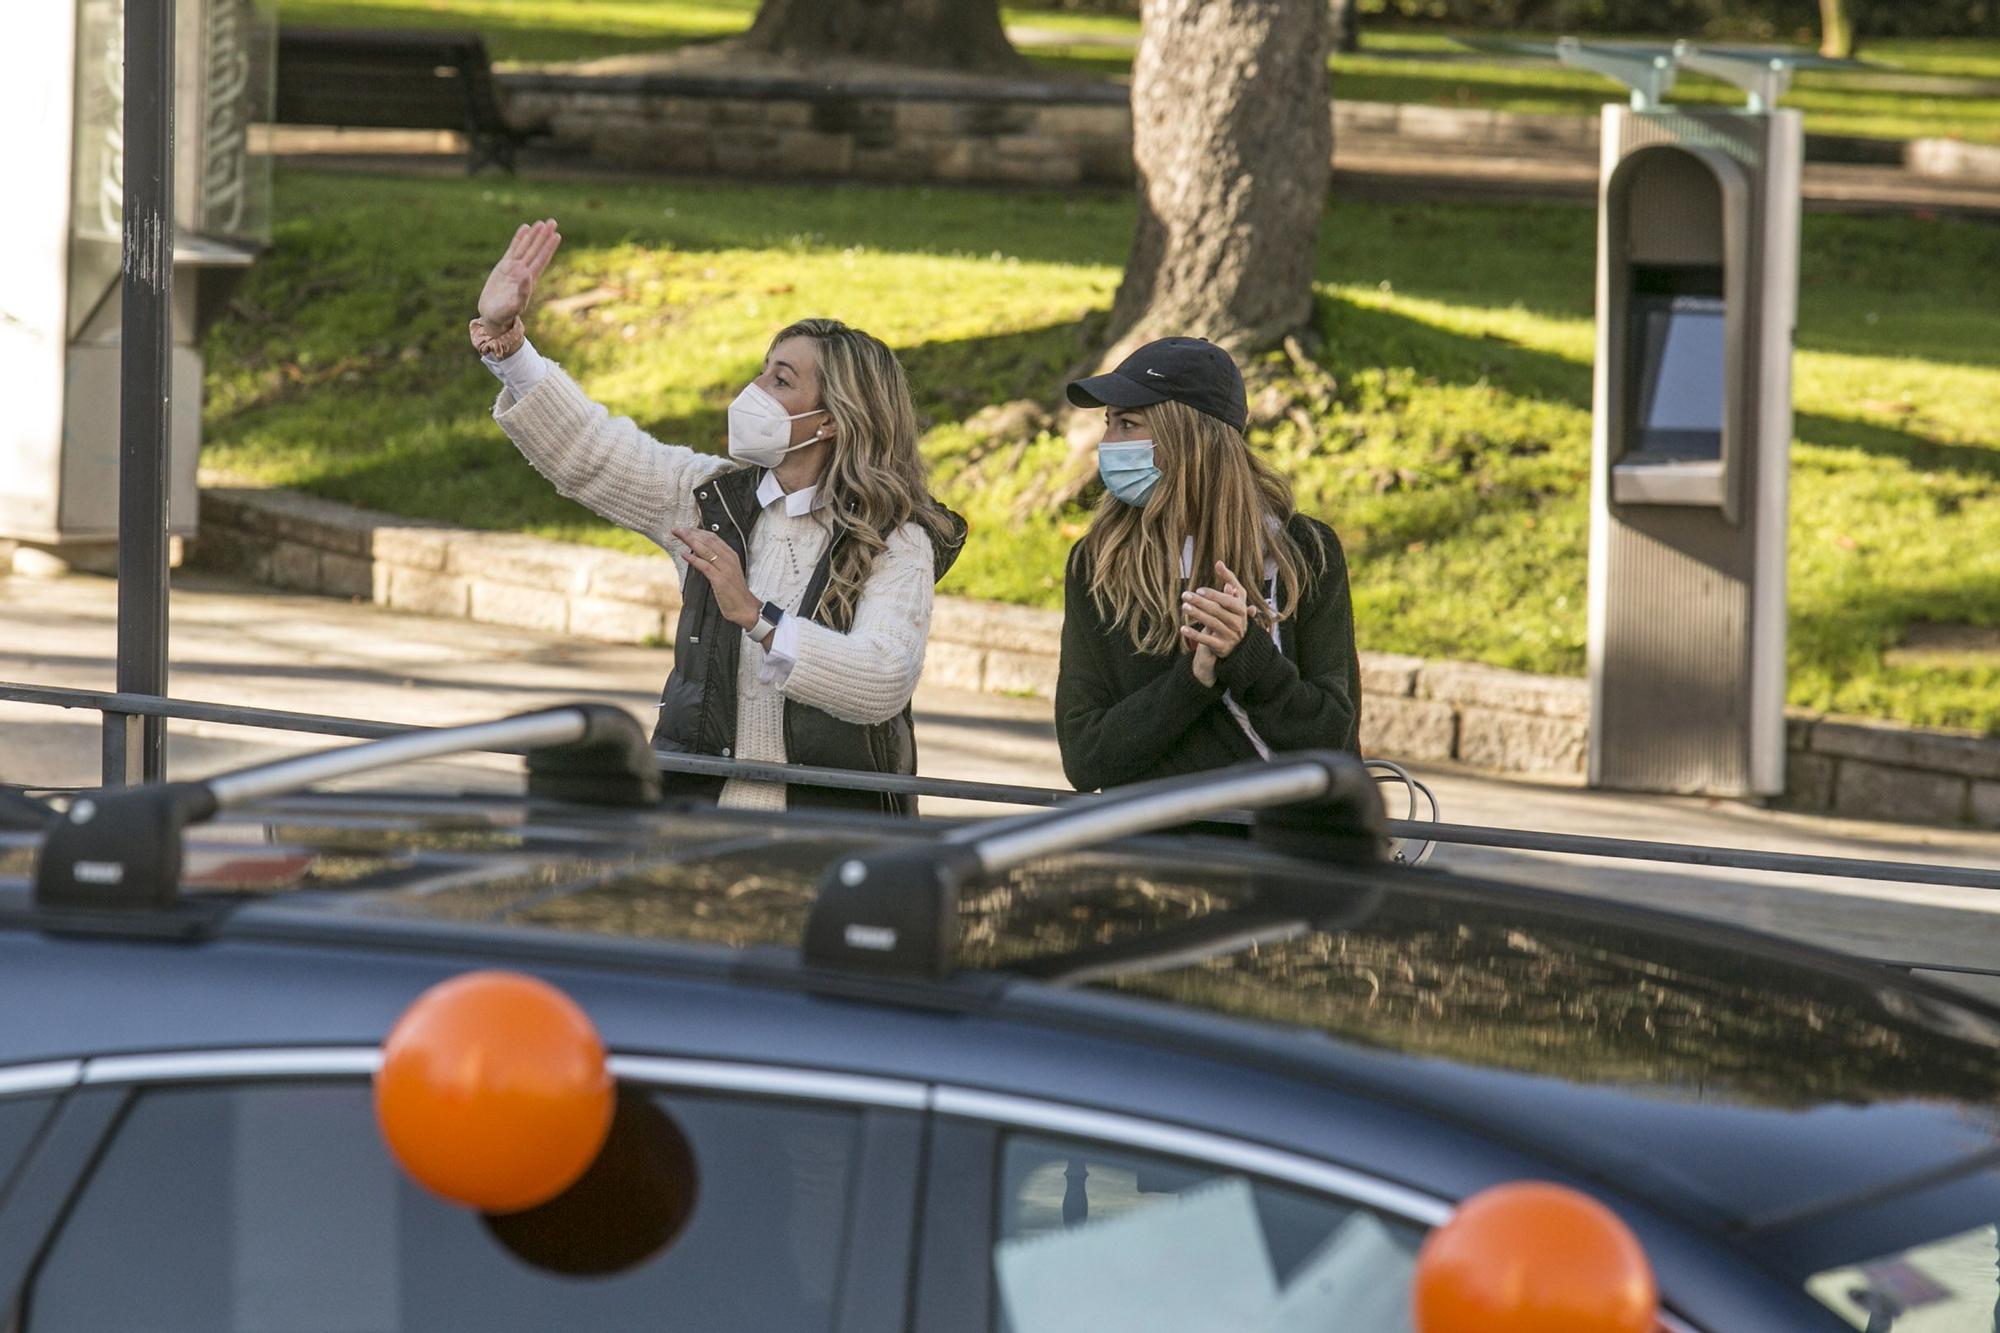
[1055,337,1361,792]
[472,219,965,814]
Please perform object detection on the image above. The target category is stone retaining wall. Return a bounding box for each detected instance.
[492,71,1977,186]
[1787,715,2000,828]
[1908,136,2000,184]
[192,485,2000,828]
[499,71,1134,186]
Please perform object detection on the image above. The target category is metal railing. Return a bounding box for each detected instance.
[4,676,2000,903]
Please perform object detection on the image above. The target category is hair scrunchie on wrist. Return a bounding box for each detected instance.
[469,316,526,361]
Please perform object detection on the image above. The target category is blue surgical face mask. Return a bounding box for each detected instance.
[1098,439,1161,507]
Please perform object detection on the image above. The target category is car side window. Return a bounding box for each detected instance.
[994,1133,1426,1333]
[0,1094,54,1195]
[23,1080,861,1332]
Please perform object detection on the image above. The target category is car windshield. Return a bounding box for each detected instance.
[956,859,2000,1109]
[241,805,2000,1114]
[1807,1225,2000,1330]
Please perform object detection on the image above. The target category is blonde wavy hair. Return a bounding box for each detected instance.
[1079,400,1324,656]
[773,318,956,629]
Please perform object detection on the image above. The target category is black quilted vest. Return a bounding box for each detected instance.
[652,466,965,815]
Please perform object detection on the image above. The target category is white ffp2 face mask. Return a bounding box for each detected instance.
[727,381,827,468]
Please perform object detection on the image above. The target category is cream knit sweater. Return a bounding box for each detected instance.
[492,364,936,810]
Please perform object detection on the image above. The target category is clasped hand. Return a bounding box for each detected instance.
[1183,562,1251,688]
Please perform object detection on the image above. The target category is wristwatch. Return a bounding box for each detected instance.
[751,601,785,645]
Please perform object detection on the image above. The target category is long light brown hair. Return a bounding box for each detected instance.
[773,318,956,628]
[1079,400,1324,655]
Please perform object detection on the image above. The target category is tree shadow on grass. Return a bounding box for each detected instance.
[209,289,1983,659]
[898,319,1102,420]
[1791,571,2000,733]
[1316,201,2000,377]
[1317,296,1595,412]
[1315,196,1599,326]
[1327,68,1611,115]
[897,295,1598,450]
[268,298,1598,547]
[1320,303,1997,490]
[272,168,1140,274]
[1796,410,2000,483]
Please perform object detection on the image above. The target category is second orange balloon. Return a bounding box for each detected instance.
[1412,1180,1658,1333]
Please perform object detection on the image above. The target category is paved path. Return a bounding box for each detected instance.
[265,130,2000,218]
[4,570,1997,999]
[266,100,2000,217]
[1330,146,2000,215]
[0,571,1059,805]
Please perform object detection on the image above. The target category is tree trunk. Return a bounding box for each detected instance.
[1014,0,1332,513]
[739,0,1027,73]
[1818,0,1856,58]
[1103,0,1333,360]
[1330,0,1360,55]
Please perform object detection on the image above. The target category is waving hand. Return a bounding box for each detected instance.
[477,218,563,334]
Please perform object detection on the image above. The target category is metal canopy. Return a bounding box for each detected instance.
[1455,36,1866,112]
[1673,42,1862,113]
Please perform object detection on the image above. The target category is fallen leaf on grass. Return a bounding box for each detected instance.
[542,285,625,318]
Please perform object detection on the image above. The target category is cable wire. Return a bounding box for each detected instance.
[1366,759,1440,866]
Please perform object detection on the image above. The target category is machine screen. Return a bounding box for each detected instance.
[1632,295,1726,458]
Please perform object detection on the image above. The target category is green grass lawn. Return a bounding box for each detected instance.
[201,170,2000,732]
[273,0,756,62]
[269,0,2000,143]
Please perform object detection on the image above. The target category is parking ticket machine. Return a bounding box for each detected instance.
[1592,80,1801,797]
[0,0,272,558]
[1482,40,1809,799]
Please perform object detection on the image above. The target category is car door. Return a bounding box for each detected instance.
[907,1085,1749,1333]
[909,1086,1449,1333]
[0,1049,925,1333]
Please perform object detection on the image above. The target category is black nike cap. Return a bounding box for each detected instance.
[1067,336,1248,434]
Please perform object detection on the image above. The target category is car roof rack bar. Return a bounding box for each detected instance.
[205,711,585,806]
[804,752,1384,979]
[33,703,659,920]
[0,788,56,831]
[943,760,1333,872]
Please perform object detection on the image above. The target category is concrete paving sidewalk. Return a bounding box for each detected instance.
[4,569,1998,999]
[1330,146,2000,215]
[267,132,2000,218]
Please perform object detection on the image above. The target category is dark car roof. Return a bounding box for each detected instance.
[3,789,1998,1248]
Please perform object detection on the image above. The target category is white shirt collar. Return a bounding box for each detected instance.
[756,468,828,518]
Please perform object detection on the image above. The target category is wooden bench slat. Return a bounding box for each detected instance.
[273,24,526,172]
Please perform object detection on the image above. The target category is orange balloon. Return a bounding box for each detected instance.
[1413,1182,1658,1333]
[375,970,614,1214]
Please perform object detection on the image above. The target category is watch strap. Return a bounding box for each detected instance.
[753,601,785,643]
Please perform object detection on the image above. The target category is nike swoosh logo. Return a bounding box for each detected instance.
[1144,369,1166,378]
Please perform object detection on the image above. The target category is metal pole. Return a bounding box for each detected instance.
[109,0,176,785]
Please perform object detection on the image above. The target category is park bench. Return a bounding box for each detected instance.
[273,26,528,173]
